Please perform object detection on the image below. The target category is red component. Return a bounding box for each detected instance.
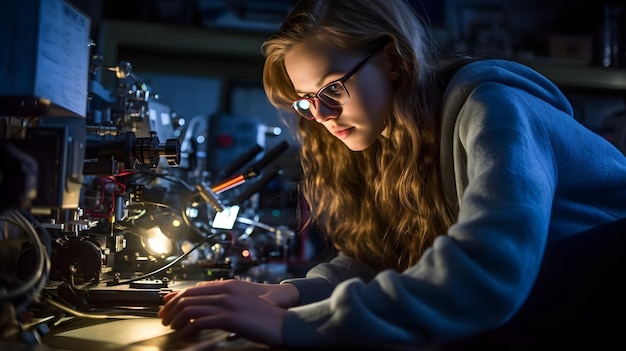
[217,134,234,148]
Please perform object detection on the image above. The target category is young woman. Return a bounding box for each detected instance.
[158,0,626,348]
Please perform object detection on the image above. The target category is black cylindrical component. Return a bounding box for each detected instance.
[245,140,289,175]
[218,143,264,180]
[234,167,283,205]
[160,138,181,167]
[133,135,160,168]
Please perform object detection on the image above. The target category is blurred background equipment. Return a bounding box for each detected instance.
[1,0,300,346]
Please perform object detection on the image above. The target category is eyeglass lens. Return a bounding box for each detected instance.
[293,82,349,119]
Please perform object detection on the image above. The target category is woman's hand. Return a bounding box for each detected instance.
[157,279,299,346]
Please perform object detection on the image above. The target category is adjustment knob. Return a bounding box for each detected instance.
[133,134,160,168]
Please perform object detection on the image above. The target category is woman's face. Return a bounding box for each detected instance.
[284,41,394,151]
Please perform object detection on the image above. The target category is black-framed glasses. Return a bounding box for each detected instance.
[291,51,375,120]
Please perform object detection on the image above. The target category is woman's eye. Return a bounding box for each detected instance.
[326,83,342,94]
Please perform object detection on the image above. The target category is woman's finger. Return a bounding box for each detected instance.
[161,295,223,326]
[161,290,179,303]
[169,305,220,331]
[177,314,226,339]
[159,285,227,320]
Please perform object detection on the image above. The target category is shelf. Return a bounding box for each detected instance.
[99,20,269,60]
[520,58,626,93]
[98,20,270,86]
[99,21,626,94]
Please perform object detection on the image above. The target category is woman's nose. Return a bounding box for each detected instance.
[312,100,339,122]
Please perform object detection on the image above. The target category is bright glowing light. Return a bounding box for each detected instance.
[241,249,250,258]
[295,100,311,110]
[144,227,173,255]
[180,240,199,263]
[185,206,199,218]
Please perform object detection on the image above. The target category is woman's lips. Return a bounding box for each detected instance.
[332,127,353,139]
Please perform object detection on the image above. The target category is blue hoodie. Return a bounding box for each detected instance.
[281,59,626,348]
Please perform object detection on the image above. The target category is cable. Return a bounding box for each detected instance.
[42,292,150,320]
[118,169,195,192]
[105,232,219,286]
[18,210,52,257]
[0,209,50,314]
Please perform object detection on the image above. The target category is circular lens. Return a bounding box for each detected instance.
[294,99,311,111]
[292,99,314,119]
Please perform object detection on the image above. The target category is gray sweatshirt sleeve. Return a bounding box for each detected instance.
[281,252,378,305]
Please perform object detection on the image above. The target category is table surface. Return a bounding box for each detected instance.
[2,316,278,351]
[4,315,425,351]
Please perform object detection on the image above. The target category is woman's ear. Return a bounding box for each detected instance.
[383,41,401,80]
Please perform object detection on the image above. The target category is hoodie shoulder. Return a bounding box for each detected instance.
[438,59,573,216]
[446,59,572,116]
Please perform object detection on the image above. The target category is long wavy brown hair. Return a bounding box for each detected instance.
[261,0,456,271]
